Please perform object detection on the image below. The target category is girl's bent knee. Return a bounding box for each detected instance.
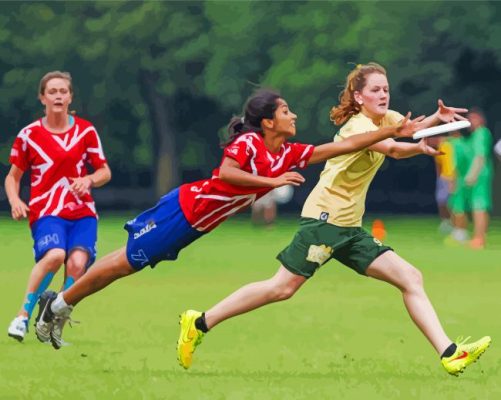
[272,285,297,301]
[410,268,423,286]
[402,268,424,292]
[41,249,66,270]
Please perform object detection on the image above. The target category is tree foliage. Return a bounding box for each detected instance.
[1,1,500,210]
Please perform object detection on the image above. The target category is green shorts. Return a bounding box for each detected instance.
[448,184,468,214]
[449,178,492,213]
[277,218,393,278]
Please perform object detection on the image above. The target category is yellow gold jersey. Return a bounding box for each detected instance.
[301,110,404,227]
[435,140,455,179]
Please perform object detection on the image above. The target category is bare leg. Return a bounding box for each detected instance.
[449,212,469,242]
[454,213,468,230]
[63,249,89,290]
[438,204,450,221]
[366,251,452,355]
[62,247,136,306]
[17,249,65,318]
[472,210,489,244]
[263,203,277,226]
[205,266,307,329]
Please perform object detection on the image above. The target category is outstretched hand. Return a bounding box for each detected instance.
[395,112,427,138]
[271,172,305,188]
[435,99,468,123]
[418,138,444,156]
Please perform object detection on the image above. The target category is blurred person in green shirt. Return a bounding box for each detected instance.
[447,131,472,243]
[449,108,493,249]
[466,108,493,249]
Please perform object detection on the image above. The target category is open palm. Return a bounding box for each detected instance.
[419,138,443,156]
[436,99,468,123]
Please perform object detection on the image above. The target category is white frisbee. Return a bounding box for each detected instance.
[413,120,471,140]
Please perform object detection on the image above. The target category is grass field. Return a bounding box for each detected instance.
[1,214,500,399]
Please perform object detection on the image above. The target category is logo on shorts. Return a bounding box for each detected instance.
[131,249,149,266]
[133,220,157,239]
[319,212,329,222]
[306,244,333,266]
[38,233,60,249]
[373,238,383,246]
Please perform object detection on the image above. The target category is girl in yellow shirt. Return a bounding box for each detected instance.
[179,63,490,375]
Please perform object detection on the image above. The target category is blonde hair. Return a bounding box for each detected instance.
[39,71,73,95]
[330,62,386,126]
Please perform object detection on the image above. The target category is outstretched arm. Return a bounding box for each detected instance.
[370,137,443,159]
[219,157,305,188]
[419,99,468,128]
[308,113,425,164]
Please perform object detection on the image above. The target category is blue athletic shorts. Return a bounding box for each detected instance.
[435,176,450,206]
[124,188,205,271]
[31,216,98,267]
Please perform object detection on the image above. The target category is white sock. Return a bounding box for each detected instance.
[452,228,468,242]
[51,293,70,314]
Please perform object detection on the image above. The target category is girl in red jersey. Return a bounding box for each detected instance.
[36,88,423,349]
[6,71,111,342]
[178,65,490,376]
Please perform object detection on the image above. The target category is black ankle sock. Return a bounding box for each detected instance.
[441,343,457,358]
[195,312,209,333]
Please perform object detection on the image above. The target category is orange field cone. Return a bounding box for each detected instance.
[372,219,386,241]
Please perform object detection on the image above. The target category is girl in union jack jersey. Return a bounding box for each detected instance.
[178,64,490,375]
[36,88,423,349]
[6,71,111,342]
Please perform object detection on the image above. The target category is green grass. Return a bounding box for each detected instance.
[1,215,500,399]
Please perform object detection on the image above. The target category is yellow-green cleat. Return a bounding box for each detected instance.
[441,336,491,376]
[177,310,205,369]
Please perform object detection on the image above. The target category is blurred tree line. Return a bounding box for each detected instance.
[1,1,500,213]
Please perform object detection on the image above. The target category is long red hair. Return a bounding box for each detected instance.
[330,63,386,126]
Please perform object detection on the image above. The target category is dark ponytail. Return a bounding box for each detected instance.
[221,88,281,147]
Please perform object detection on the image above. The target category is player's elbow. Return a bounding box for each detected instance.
[96,167,112,187]
[105,167,112,184]
[219,165,239,183]
[386,145,402,159]
[218,167,230,182]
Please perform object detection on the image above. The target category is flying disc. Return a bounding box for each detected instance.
[413,120,471,140]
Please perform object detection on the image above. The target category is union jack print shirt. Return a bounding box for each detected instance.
[9,116,107,226]
[179,132,314,232]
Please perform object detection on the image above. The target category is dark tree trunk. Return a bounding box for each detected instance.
[141,71,179,197]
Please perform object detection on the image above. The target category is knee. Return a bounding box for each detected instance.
[270,282,298,301]
[66,258,87,279]
[402,267,424,291]
[41,249,66,272]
